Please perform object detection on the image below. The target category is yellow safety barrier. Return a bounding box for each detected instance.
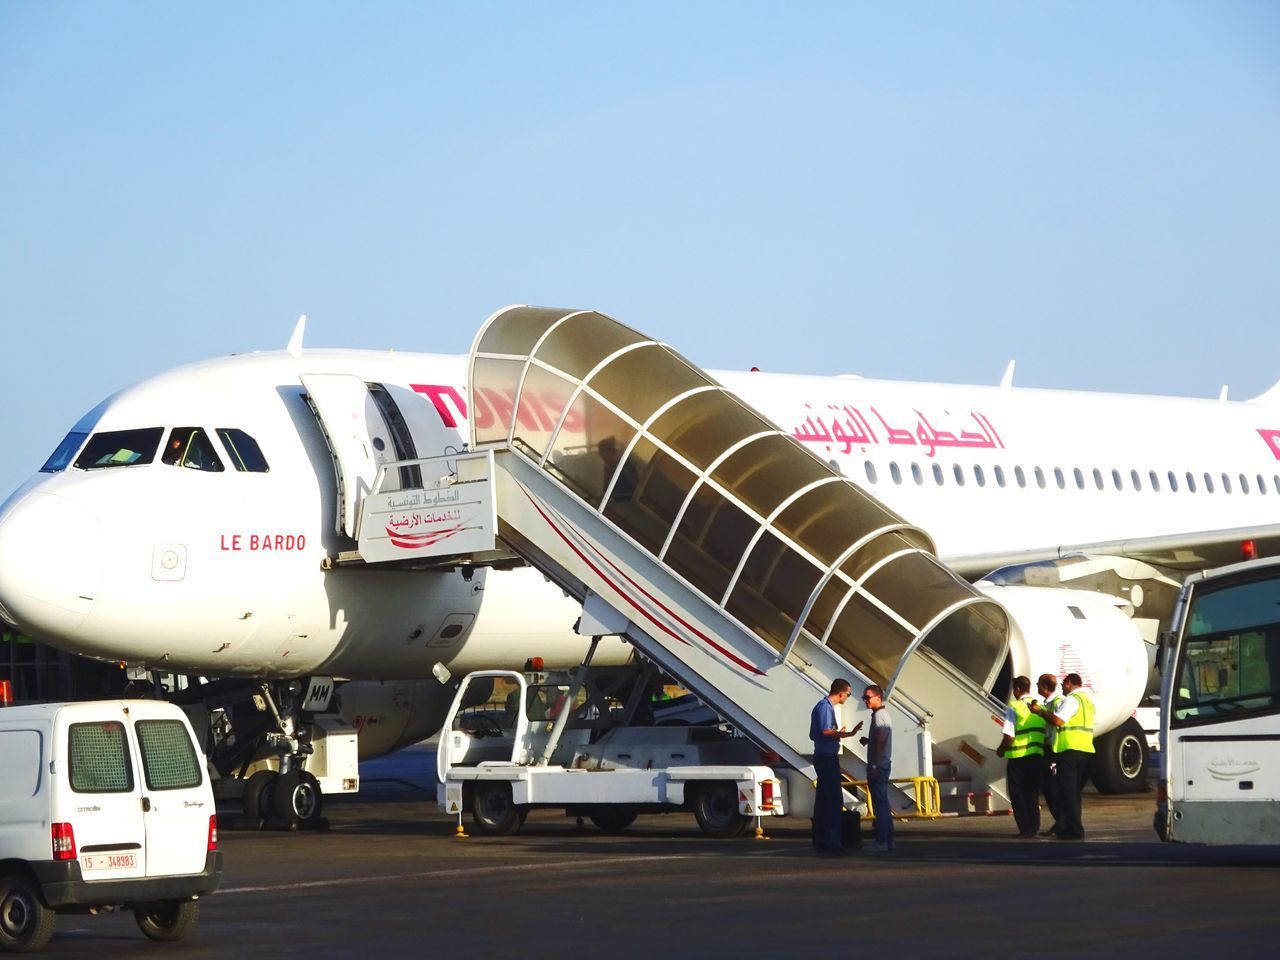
[846,775,942,820]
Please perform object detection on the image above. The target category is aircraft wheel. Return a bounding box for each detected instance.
[470,781,527,836]
[0,873,55,953]
[272,770,324,827]
[241,770,277,822]
[1090,718,1149,794]
[692,781,750,838]
[134,899,200,942]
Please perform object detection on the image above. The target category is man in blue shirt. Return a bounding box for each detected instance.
[810,678,861,854]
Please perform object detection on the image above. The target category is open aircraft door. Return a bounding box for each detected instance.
[301,374,460,540]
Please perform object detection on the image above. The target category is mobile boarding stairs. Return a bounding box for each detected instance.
[348,307,1014,818]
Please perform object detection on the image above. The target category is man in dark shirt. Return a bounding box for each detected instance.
[810,678,861,854]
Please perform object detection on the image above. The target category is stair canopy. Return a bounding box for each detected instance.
[468,306,1009,694]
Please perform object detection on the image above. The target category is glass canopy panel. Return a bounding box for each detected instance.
[803,578,854,643]
[650,390,771,469]
[588,344,712,427]
[476,306,570,357]
[839,530,926,583]
[668,494,761,605]
[533,312,649,382]
[725,530,821,651]
[543,392,636,504]
[512,364,577,459]
[825,593,915,687]
[861,552,974,632]
[603,437,694,553]
[711,435,833,520]
[918,602,1010,689]
[773,480,896,568]
[471,357,525,446]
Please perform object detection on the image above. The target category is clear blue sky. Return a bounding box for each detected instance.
[2,2,1278,499]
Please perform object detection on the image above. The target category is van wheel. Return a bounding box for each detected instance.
[134,899,200,942]
[693,782,750,838]
[241,770,277,821]
[0,873,56,953]
[470,781,527,835]
[272,770,324,827]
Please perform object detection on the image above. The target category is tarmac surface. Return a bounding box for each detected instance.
[33,745,1280,958]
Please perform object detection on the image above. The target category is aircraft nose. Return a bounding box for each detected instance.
[0,491,104,638]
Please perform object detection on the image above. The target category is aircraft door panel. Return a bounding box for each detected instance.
[301,374,397,539]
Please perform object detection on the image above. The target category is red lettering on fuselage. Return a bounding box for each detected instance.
[220,533,307,552]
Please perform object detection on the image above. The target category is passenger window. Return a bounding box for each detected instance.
[1092,468,1104,491]
[1275,475,1280,495]
[974,465,985,487]
[864,461,877,484]
[69,721,133,793]
[889,462,902,485]
[1034,467,1046,489]
[1203,472,1214,494]
[1149,470,1160,492]
[910,463,924,485]
[1240,474,1250,495]
[1112,469,1123,490]
[136,719,202,790]
[217,429,270,472]
[162,428,225,472]
[1073,468,1085,490]
[932,463,944,485]
[41,431,89,473]
[1221,473,1232,495]
[1186,472,1197,493]
[1054,467,1065,490]
[994,465,1006,488]
[1014,466,1026,488]
[1130,469,1141,491]
[1168,471,1179,493]
[1258,474,1266,495]
[74,428,164,469]
[953,464,965,487]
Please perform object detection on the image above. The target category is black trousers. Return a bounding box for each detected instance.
[1041,754,1059,824]
[1007,755,1042,835]
[1053,750,1091,838]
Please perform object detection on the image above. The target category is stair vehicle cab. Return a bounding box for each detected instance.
[0,700,221,952]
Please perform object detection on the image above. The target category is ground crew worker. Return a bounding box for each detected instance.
[1030,672,1093,840]
[997,675,1045,838]
[1036,673,1062,831]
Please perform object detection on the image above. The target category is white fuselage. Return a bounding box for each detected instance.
[0,347,1277,681]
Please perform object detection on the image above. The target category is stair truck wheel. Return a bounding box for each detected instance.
[470,781,528,836]
[692,781,750,838]
[588,807,638,833]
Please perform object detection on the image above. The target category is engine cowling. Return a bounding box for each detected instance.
[975,583,1150,737]
[337,679,463,760]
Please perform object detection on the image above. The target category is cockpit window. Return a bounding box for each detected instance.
[73,428,164,469]
[162,427,225,472]
[41,431,90,473]
[216,428,269,473]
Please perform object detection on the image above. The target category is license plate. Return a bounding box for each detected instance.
[81,852,137,871]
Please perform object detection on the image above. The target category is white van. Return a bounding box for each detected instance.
[0,700,222,952]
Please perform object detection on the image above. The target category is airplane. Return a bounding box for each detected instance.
[1,309,1277,824]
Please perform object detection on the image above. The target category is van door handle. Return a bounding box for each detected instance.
[141,796,151,812]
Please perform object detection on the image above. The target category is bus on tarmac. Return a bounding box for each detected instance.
[1157,555,1280,845]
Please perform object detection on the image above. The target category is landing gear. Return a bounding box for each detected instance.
[273,769,324,825]
[1091,717,1149,793]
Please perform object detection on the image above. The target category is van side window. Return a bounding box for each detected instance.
[73,428,164,469]
[69,722,134,793]
[136,719,203,790]
[162,428,225,472]
[217,428,270,473]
